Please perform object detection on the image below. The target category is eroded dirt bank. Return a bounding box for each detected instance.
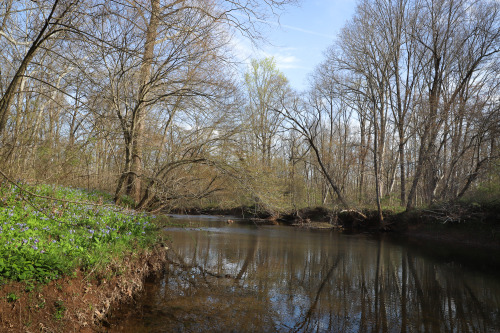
[0,244,169,333]
[174,205,500,251]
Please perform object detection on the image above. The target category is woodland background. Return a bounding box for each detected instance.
[0,0,499,218]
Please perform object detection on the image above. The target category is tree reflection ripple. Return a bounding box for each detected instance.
[108,219,500,332]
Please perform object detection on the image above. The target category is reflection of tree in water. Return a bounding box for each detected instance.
[110,228,500,332]
[303,239,499,332]
[291,255,342,332]
[154,233,278,332]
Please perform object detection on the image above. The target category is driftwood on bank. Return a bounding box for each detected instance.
[339,209,368,220]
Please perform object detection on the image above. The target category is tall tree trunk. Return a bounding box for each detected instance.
[359,117,367,202]
[406,53,442,210]
[127,0,160,203]
[372,107,384,223]
[398,137,406,206]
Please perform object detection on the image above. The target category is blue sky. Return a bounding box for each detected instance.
[232,0,357,91]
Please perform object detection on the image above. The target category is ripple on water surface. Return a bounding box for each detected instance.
[107,215,500,332]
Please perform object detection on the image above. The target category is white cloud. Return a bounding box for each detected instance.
[269,54,303,70]
[278,23,335,39]
[230,36,306,69]
[229,36,254,63]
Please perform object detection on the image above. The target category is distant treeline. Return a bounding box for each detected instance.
[0,0,498,220]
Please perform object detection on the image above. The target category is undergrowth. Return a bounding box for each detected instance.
[0,182,158,283]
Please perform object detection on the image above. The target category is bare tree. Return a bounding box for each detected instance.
[406,0,500,209]
[0,0,80,138]
[275,92,350,209]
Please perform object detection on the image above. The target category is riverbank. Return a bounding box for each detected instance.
[0,244,168,332]
[174,203,500,251]
[0,183,168,332]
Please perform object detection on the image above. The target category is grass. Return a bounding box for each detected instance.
[6,292,19,302]
[53,300,66,320]
[0,182,158,283]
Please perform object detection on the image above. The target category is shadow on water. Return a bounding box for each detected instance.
[107,215,500,332]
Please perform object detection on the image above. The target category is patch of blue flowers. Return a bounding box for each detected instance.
[0,183,157,282]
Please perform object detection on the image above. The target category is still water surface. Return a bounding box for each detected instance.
[108,215,500,332]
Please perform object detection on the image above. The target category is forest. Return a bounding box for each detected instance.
[1,1,499,330]
[1,0,499,220]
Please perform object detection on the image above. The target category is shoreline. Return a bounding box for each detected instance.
[0,183,170,332]
[0,243,169,332]
[171,205,500,251]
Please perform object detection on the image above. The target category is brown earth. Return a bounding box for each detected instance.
[0,244,169,333]
[184,205,500,250]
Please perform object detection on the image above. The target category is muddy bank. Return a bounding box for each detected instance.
[173,204,500,250]
[295,207,500,252]
[0,244,169,333]
[171,206,379,228]
[171,206,267,219]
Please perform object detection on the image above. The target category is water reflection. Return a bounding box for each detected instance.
[108,218,500,332]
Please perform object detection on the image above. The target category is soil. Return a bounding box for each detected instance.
[0,244,169,333]
[182,205,500,250]
[275,205,500,249]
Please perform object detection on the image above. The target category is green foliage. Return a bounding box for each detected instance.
[24,280,35,292]
[6,292,19,303]
[119,194,136,209]
[0,183,158,283]
[53,300,66,320]
[380,193,406,213]
[460,174,500,210]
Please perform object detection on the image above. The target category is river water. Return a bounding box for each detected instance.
[107,215,500,332]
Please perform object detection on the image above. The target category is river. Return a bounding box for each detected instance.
[107,215,500,332]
